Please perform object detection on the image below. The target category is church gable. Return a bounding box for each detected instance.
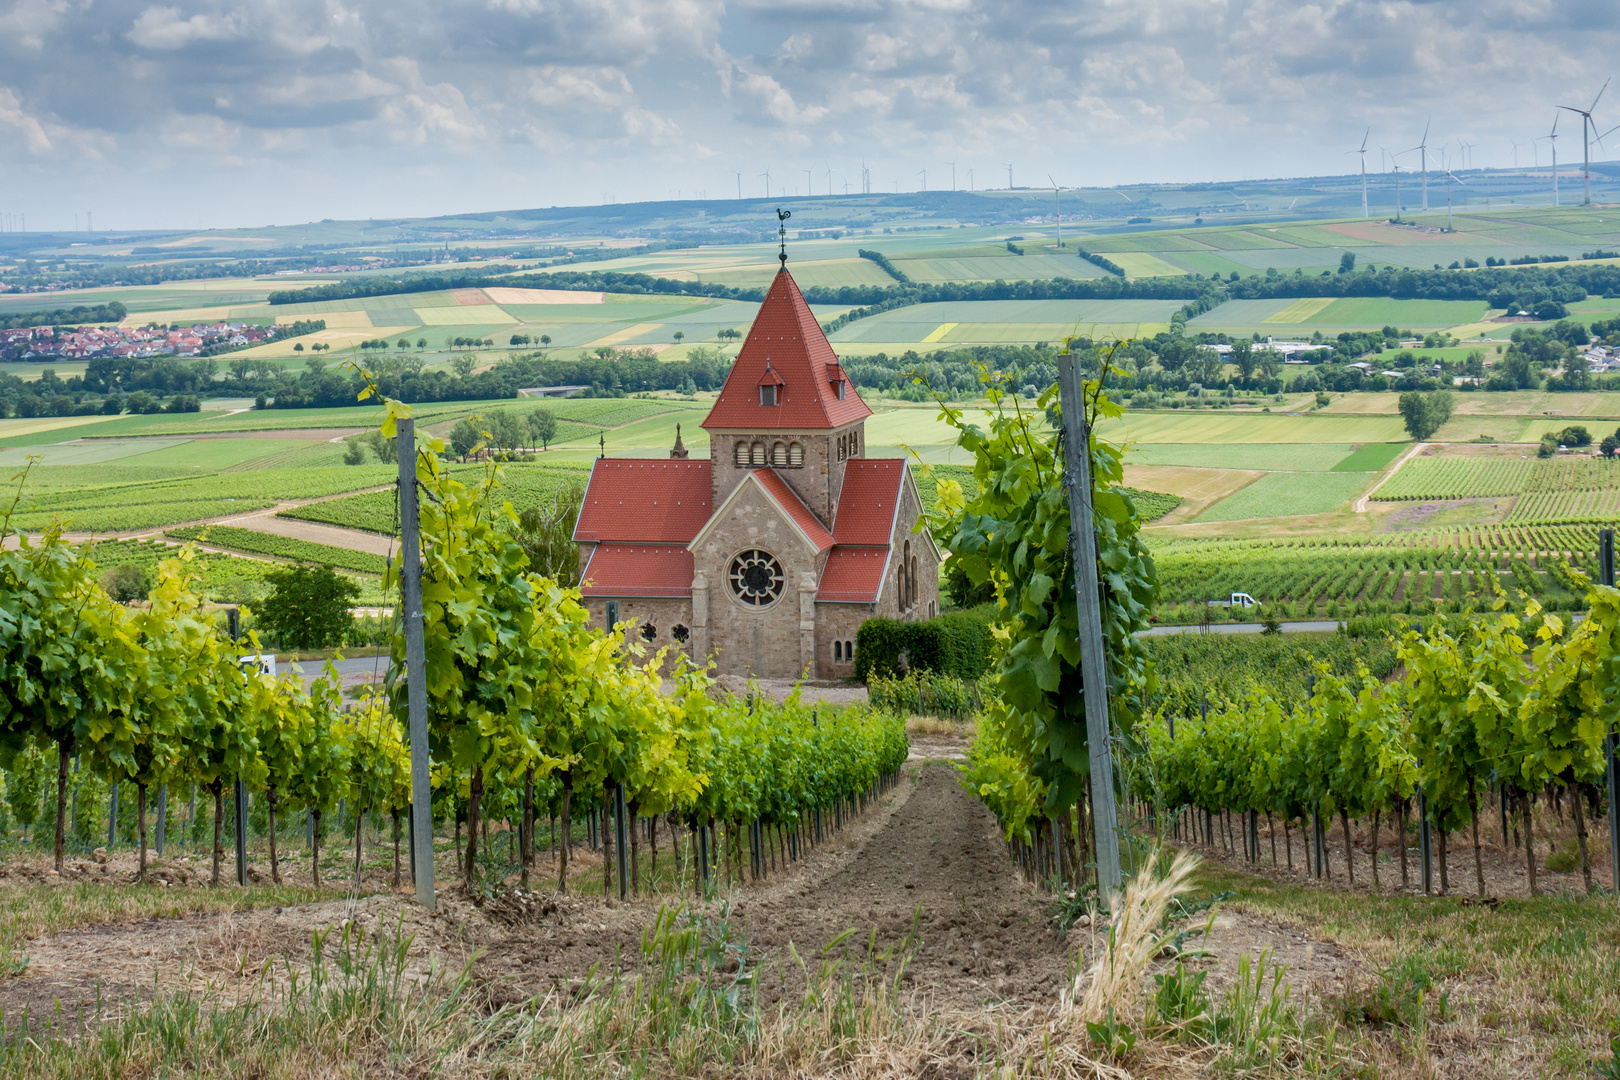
[688,469,833,558]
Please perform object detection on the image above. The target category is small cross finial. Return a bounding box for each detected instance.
[599,432,605,459]
[776,207,791,266]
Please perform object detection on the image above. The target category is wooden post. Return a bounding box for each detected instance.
[227,608,249,886]
[1601,529,1620,895]
[1056,351,1121,897]
[1418,783,1434,895]
[398,418,435,909]
[614,783,630,901]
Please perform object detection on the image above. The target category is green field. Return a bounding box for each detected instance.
[1187,296,1488,333]
[827,299,1185,345]
[279,461,591,535]
[1126,442,1358,472]
[1195,471,1372,522]
[1102,411,1409,444]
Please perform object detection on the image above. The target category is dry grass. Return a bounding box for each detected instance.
[1073,848,1201,1025]
[904,716,976,738]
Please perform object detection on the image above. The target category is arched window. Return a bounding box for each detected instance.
[852,431,860,456]
[910,555,919,608]
[772,441,787,467]
[845,639,854,659]
[734,441,748,467]
[902,541,913,609]
[788,441,803,467]
[837,435,846,461]
[834,640,843,661]
[751,441,766,466]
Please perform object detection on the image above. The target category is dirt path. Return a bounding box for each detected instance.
[1352,440,1425,512]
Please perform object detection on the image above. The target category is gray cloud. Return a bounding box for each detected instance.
[0,0,1615,228]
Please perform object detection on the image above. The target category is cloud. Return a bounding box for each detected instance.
[0,0,1615,225]
[127,5,248,50]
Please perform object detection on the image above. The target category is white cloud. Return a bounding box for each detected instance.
[127,5,248,49]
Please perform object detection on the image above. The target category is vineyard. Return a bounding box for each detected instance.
[1375,452,1620,526]
[1150,526,1607,623]
[165,524,390,575]
[1137,594,1620,898]
[279,461,589,535]
[6,466,396,533]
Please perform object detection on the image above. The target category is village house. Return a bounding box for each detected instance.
[571,265,940,679]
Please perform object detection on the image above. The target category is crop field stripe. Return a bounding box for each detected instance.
[1263,298,1336,323]
[921,322,957,343]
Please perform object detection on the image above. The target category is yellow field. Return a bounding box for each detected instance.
[123,306,236,326]
[0,414,132,439]
[584,323,664,348]
[413,306,517,326]
[483,287,604,305]
[1110,252,1188,277]
[922,323,957,343]
[276,310,374,329]
[1263,298,1336,323]
[231,326,421,357]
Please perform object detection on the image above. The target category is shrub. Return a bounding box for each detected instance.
[853,604,996,682]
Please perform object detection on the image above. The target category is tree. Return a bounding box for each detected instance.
[1338,252,1357,274]
[489,408,527,455]
[1397,389,1453,441]
[539,334,551,347]
[102,563,151,603]
[451,354,477,378]
[293,343,304,353]
[417,338,427,349]
[342,437,367,465]
[1600,435,1618,459]
[1230,341,1256,380]
[528,407,558,451]
[257,565,360,650]
[450,418,483,460]
[516,481,584,584]
[673,331,685,344]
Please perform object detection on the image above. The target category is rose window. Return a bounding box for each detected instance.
[728,549,785,607]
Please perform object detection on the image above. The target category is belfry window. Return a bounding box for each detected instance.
[751,442,766,466]
[772,441,788,466]
[788,441,803,467]
[734,441,747,467]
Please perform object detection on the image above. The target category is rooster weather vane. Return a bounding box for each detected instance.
[777,207,791,266]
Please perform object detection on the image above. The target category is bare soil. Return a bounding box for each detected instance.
[0,765,1369,1041]
[1173,805,1616,899]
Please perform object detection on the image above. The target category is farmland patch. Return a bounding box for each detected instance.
[1195,470,1372,521]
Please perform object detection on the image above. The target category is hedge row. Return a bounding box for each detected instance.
[853,604,995,682]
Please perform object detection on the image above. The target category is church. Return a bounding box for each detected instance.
[571,264,940,679]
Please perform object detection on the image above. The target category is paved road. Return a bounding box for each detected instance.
[1140,619,1343,637]
[287,654,391,691]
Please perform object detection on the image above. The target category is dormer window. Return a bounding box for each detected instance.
[761,385,777,407]
[837,381,846,400]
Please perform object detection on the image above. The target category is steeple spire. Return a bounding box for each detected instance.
[669,423,688,459]
[776,207,791,267]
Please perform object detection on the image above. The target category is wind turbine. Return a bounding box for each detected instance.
[1405,120,1432,212]
[1347,128,1370,218]
[1558,79,1609,205]
[734,171,743,200]
[759,171,771,198]
[945,161,956,191]
[1539,113,1561,207]
[1510,139,1523,170]
[805,169,813,196]
[825,161,832,196]
[1440,151,1466,231]
[1004,163,1013,190]
[1048,174,1063,247]
[918,168,926,192]
[967,168,973,191]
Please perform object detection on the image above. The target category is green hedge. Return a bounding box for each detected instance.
[853,604,995,681]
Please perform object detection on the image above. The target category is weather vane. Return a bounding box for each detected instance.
[776,207,791,266]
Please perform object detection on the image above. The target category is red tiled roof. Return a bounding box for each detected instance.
[579,544,694,597]
[702,269,873,431]
[816,546,891,603]
[753,468,834,551]
[832,459,905,545]
[573,458,713,543]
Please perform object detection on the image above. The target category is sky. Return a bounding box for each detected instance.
[1,0,1619,232]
